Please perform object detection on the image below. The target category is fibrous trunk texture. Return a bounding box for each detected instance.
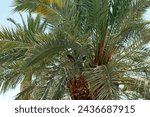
[67,76,92,100]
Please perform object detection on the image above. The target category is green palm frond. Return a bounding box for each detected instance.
[23,34,82,68]
[0,0,150,100]
[85,65,119,100]
[51,76,68,100]
[0,62,23,93]
[12,0,63,21]
[0,13,48,95]
[15,84,35,100]
[0,13,47,45]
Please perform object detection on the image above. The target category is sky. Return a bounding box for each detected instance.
[0,0,150,100]
[0,0,28,28]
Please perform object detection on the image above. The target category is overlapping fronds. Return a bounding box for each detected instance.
[0,0,150,100]
[85,66,119,100]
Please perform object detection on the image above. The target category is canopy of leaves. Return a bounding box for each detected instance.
[0,0,150,100]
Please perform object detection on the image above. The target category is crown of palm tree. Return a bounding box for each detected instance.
[0,0,150,99]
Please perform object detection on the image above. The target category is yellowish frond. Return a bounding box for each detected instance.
[36,5,55,17]
[50,0,63,7]
[36,0,63,17]
[40,0,62,7]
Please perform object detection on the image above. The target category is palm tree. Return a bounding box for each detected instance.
[0,0,150,99]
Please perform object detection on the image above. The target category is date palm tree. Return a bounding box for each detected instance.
[0,0,150,99]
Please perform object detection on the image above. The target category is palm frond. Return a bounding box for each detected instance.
[1,0,149,100]
[0,62,23,93]
[23,33,82,68]
[15,84,35,100]
[85,65,119,99]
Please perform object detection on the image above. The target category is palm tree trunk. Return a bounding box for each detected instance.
[67,76,93,100]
